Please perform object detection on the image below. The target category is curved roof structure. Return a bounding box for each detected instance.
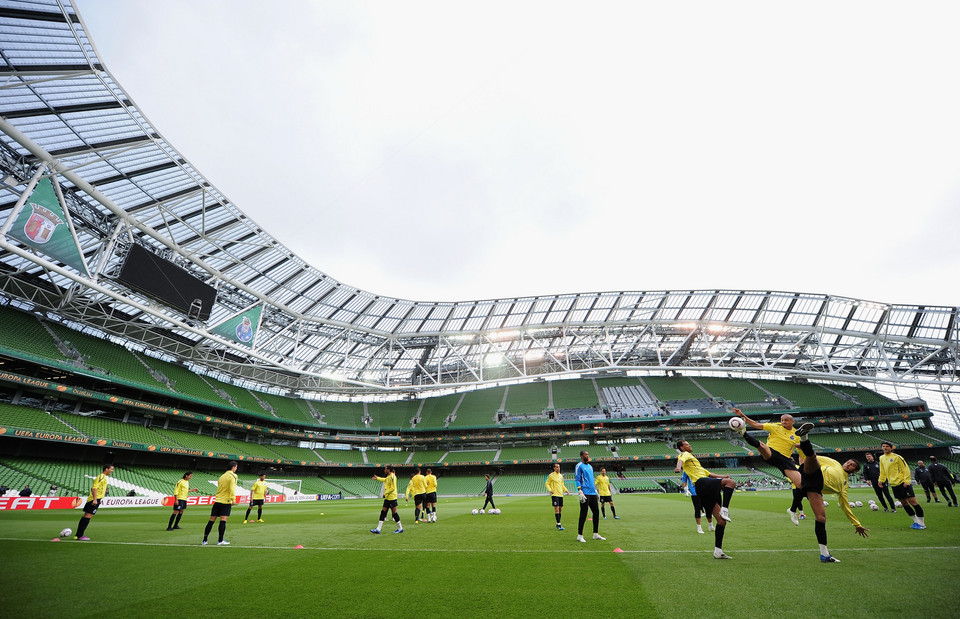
[0,2,957,428]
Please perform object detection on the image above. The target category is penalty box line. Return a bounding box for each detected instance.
[1,537,959,554]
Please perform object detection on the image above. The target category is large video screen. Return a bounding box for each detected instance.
[117,244,216,321]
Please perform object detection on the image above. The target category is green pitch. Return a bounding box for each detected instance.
[2,490,958,618]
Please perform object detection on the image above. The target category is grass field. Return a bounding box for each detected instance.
[2,489,958,618]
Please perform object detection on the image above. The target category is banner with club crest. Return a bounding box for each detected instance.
[5,177,89,276]
[209,303,263,348]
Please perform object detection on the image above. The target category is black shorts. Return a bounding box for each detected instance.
[767,450,799,474]
[800,466,825,496]
[172,499,187,511]
[551,496,564,507]
[694,478,721,517]
[382,499,398,509]
[892,483,916,500]
[690,493,704,517]
[425,492,437,503]
[249,499,264,507]
[210,502,232,518]
[82,500,99,515]
[414,493,426,505]
[599,495,613,503]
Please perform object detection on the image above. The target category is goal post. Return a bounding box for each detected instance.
[265,478,302,496]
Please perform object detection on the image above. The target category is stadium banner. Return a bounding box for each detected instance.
[318,493,342,501]
[97,496,167,508]
[5,177,89,276]
[209,303,263,349]
[0,496,84,511]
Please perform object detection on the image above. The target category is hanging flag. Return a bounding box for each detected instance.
[6,178,89,275]
[210,304,264,348]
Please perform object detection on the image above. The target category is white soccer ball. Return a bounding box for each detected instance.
[59,528,72,538]
[728,417,745,431]
[471,509,478,515]
[479,509,485,514]
[895,500,902,508]
[822,501,829,506]
[848,501,856,508]
[855,501,863,507]
[491,508,500,514]
[870,504,879,511]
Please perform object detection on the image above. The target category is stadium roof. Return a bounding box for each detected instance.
[0,2,957,409]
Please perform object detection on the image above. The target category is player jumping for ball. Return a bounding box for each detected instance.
[732,409,806,524]
[675,440,737,558]
[794,423,869,562]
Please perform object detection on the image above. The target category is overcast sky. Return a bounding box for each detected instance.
[78,1,960,307]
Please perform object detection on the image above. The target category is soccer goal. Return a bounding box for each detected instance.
[266,479,302,496]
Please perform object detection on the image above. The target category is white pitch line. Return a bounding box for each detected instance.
[2,537,958,554]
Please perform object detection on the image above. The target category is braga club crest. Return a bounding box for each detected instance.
[23,202,64,244]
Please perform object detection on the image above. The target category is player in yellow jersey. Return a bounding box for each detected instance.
[545,462,570,530]
[203,461,238,546]
[596,467,619,520]
[245,473,269,523]
[879,441,926,529]
[794,424,869,562]
[74,463,113,540]
[423,468,438,522]
[371,464,403,534]
[733,409,808,524]
[405,468,428,523]
[674,441,737,559]
[167,471,198,531]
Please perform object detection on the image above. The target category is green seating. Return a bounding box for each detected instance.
[504,382,549,415]
[449,387,505,428]
[552,377,600,409]
[0,402,81,434]
[641,377,707,401]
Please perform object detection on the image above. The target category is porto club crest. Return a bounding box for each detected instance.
[236,316,255,343]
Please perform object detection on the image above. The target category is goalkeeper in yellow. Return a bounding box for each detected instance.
[370,465,403,534]
[545,463,570,530]
[793,424,869,562]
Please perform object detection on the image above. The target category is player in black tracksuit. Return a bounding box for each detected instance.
[928,456,957,507]
[863,452,895,511]
[479,474,496,511]
[914,461,939,503]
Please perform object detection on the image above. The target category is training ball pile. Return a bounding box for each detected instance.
[728,417,744,431]
[59,528,71,538]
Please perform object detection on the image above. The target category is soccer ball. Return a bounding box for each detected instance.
[59,528,72,538]
[728,417,745,431]
[870,504,879,511]
[471,509,478,515]
[479,509,485,514]
[491,509,500,515]
[895,500,902,508]
[848,501,856,508]
[822,501,829,506]
[855,501,863,507]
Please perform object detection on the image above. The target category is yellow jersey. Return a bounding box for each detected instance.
[376,473,398,500]
[251,480,268,501]
[545,472,566,497]
[424,474,437,493]
[215,470,238,504]
[87,473,109,502]
[596,474,612,497]
[405,474,427,499]
[817,456,862,528]
[762,422,801,458]
[878,451,911,486]
[677,452,711,483]
[174,478,190,501]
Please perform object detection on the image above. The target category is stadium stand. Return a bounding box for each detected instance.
[415,393,460,429]
[267,444,321,461]
[503,382,549,415]
[0,402,84,435]
[611,441,676,458]
[686,439,752,456]
[641,376,707,401]
[693,377,768,407]
[312,401,365,430]
[0,306,68,363]
[409,450,448,464]
[495,446,552,461]
[449,387,505,428]
[551,377,599,409]
[368,400,419,430]
[54,412,178,447]
[313,447,365,465]
[443,450,499,463]
[750,379,849,410]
